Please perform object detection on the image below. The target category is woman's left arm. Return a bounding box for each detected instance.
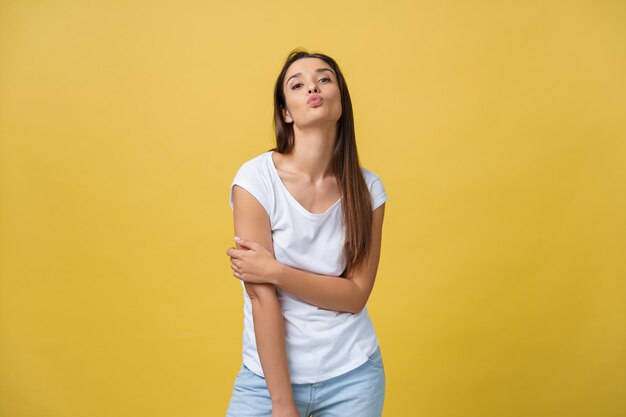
[228,204,385,314]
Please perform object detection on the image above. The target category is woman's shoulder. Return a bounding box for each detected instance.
[230,151,275,214]
[360,166,387,209]
[360,166,383,184]
[232,151,275,181]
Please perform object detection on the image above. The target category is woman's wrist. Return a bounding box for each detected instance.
[269,260,286,286]
[271,394,296,407]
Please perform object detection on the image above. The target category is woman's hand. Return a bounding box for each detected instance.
[271,403,301,417]
[226,237,282,285]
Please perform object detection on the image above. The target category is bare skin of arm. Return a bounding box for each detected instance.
[273,203,385,313]
[229,203,385,314]
[232,185,299,417]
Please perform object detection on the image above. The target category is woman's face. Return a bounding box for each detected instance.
[281,57,342,128]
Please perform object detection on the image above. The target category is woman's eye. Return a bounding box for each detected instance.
[290,77,331,90]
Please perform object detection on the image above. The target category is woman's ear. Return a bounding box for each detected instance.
[282,107,293,124]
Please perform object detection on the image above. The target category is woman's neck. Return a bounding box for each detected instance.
[284,123,337,183]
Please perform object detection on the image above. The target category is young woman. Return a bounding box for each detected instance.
[225,49,388,417]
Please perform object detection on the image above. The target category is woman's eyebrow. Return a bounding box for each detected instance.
[285,68,336,86]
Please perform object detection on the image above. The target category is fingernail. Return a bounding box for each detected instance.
[234,236,241,241]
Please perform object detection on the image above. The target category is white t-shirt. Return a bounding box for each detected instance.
[229,150,388,383]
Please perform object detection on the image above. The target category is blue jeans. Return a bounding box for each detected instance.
[225,346,386,417]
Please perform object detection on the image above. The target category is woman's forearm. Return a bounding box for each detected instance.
[271,264,367,314]
[246,282,295,407]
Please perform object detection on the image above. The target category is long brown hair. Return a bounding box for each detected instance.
[269,48,373,278]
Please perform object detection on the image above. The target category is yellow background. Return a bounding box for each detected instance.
[1,1,624,416]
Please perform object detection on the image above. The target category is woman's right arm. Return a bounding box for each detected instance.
[232,185,299,415]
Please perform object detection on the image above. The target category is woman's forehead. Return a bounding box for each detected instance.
[286,57,332,74]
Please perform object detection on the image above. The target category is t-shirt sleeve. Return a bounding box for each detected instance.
[370,175,388,211]
[229,162,273,217]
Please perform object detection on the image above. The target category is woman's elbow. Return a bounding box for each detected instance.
[349,301,366,314]
[349,291,372,314]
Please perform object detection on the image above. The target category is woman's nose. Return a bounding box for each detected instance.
[307,82,319,93]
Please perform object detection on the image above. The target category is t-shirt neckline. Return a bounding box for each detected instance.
[267,151,341,217]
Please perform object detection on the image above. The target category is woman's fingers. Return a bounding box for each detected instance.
[231,262,242,279]
[226,247,249,259]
